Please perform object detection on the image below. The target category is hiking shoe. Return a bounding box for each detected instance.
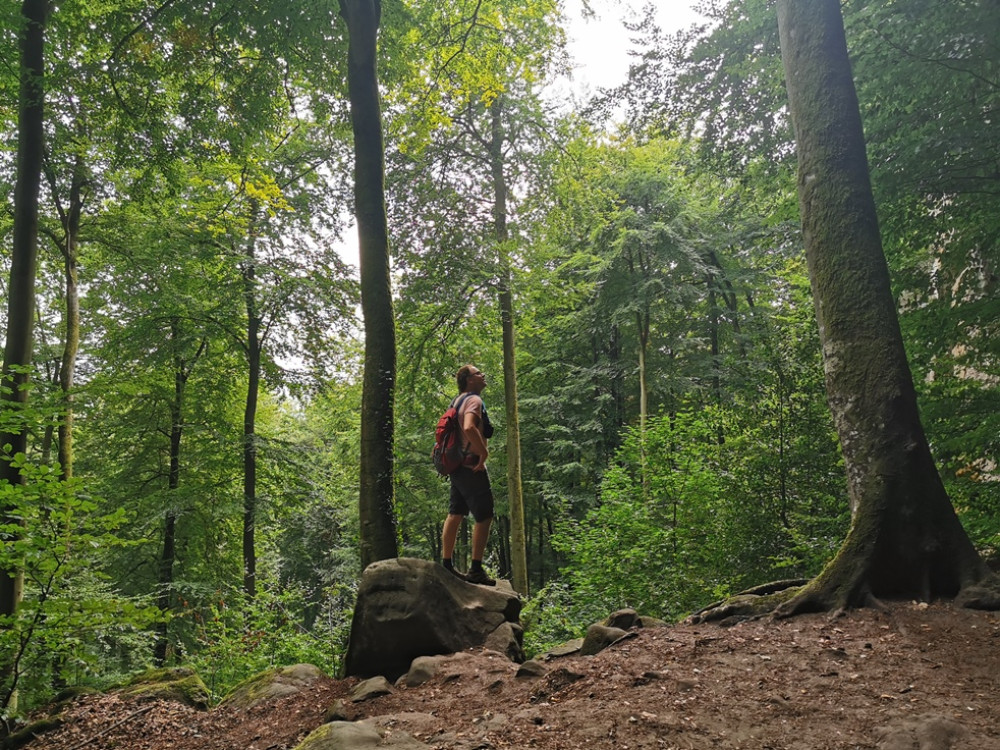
[465,568,496,586]
[445,566,467,582]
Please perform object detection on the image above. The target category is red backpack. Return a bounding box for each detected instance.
[432,393,474,476]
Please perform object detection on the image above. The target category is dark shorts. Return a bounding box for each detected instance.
[449,465,494,523]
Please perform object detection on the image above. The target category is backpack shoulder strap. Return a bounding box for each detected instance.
[452,392,475,411]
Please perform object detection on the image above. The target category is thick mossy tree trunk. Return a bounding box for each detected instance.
[341,0,398,568]
[774,0,987,613]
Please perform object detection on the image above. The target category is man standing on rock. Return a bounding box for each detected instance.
[441,364,496,586]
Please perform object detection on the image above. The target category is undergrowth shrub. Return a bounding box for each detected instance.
[0,456,157,716]
[185,578,354,700]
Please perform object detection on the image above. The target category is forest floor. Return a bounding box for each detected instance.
[14,600,1000,750]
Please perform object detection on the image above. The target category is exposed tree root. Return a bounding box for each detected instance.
[955,573,1000,611]
[1,716,65,750]
[689,570,1000,626]
[687,580,804,625]
[738,578,809,597]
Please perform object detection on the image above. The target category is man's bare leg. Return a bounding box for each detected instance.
[471,518,492,561]
[442,513,464,560]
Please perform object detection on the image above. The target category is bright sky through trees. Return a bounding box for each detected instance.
[564,0,704,91]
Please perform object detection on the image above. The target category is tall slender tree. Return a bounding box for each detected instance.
[487,96,528,593]
[341,0,399,567]
[40,147,85,480]
[1,0,48,645]
[153,322,207,665]
[240,212,262,598]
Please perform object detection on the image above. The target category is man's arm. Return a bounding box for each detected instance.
[463,400,489,471]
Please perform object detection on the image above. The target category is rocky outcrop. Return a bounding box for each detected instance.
[295,720,429,749]
[580,623,630,656]
[219,664,328,710]
[400,650,516,688]
[349,676,395,703]
[604,607,668,630]
[116,667,211,710]
[529,608,664,663]
[344,558,523,680]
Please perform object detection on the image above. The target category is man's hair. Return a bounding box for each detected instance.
[456,364,476,393]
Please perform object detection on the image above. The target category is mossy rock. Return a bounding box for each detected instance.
[1,716,65,750]
[295,721,428,750]
[117,666,210,710]
[219,664,328,710]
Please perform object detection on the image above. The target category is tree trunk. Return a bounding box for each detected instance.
[622,245,652,497]
[153,323,205,664]
[428,523,441,562]
[241,230,261,599]
[607,324,625,434]
[1,0,48,660]
[775,0,986,612]
[537,512,546,589]
[489,97,528,594]
[706,279,724,446]
[636,308,650,499]
[154,325,185,664]
[43,150,86,480]
[57,185,80,480]
[153,510,177,666]
[494,514,512,580]
[341,0,398,568]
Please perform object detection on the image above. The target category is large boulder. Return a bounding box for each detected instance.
[344,557,523,680]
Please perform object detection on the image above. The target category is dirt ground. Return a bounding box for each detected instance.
[13,601,1000,750]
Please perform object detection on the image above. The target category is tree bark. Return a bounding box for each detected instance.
[241,228,261,599]
[775,0,986,611]
[43,149,86,481]
[341,0,398,568]
[1,0,48,644]
[153,510,177,666]
[489,97,528,594]
[624,238,651,498]
[56,173,81,480]
[636,308,649,498]
[706,279,724,446]
[153,323,204,664]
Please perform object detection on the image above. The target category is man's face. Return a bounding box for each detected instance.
[468,368,486,389]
